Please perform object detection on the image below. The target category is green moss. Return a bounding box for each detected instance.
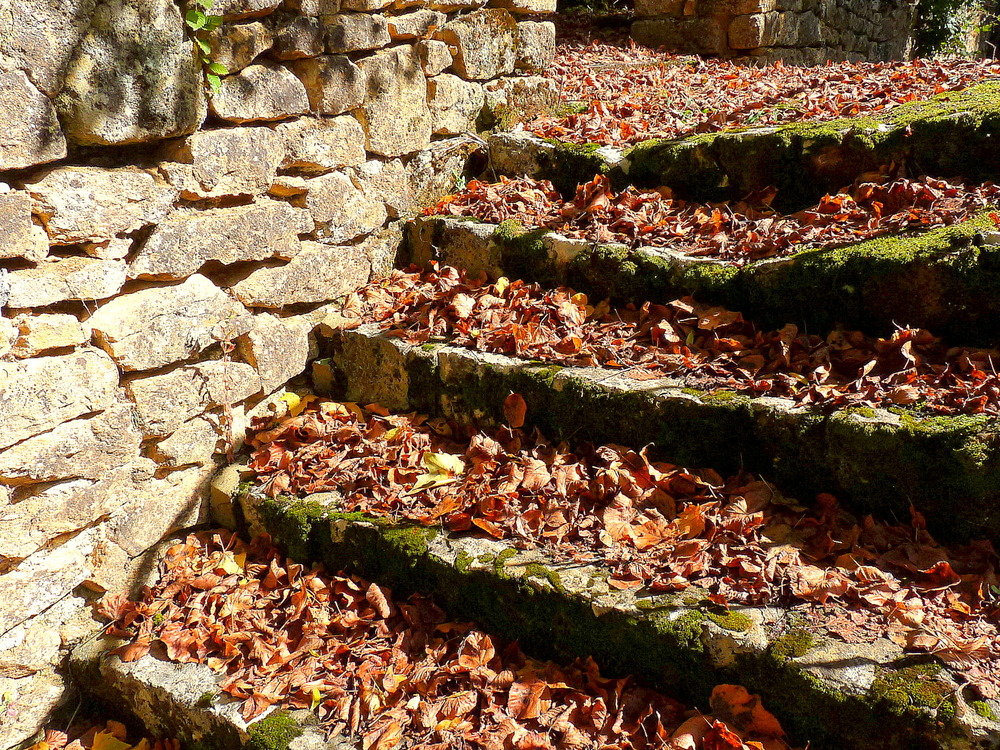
[704,609,753,632]
[455,549,473,573]
[493,548,519,577]
[381,524,437,559]
[258,497,331,562]
[246,711,302,750]
[521,562,565,593]
[972,700,998,721]
[196,691,217,708]
[151,613,165,627]
[869,663,956,719]
[770,629,815,662]
[647,610,706,652]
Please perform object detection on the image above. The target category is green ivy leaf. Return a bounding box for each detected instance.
[207,62,229,75]
[207,73,223,94]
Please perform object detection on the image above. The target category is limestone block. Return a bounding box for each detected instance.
[324,13,391,52]
[355,45,432,157]
[0,191,48,262]
[272,16,325,58]
[159,126,284,199]
[359,221,403,278]
[4,257,127,307]
[275,115,367,171]
[0,348,119,451]
[0,670,66,750]
[125,361,262,437]
[9,312,87,358]
[631,16,728,53]
[729,11,780,48]
[416,39,453,75]
[387,9,447,39]
[354,158,411,217]
[0,68,66,170]
[210,0,283,19]
[237,313,312,391]
[731,0,777,11]
[516,20,556,72]
[55,0,206,146]
[405,136,481,216]
[487,0,556,14]
[297,171,387,242]
[229,239,371,307]
[633,0,684,16]
[24,166,178,245]
[0,404,141,485]
[151,414,227,467]
[83,237,133,261]
[0,594,85,679]
[129,200,310,280]
[211,63,309,123]
[290,55,365,114]
[284,0,341,13]
[341,0,392,9]
[427,74,485,135]
[207,21,274,71]
[0,318,15,359]
[483,75,558,125]
[435,9,517,81]
[427,0,488,11]
[88,274,253,372]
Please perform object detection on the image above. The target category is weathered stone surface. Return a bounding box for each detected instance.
[211,0,283,19]
[159,126,283,199]
[324,13,391,52]
[0,68,66,170]
[284,0,342,14]
[0,594,85,679]
[25,166,177,245]
[416,39,453,75]
[355,45,432,157]
[230,239,371,307]
[406,136,480,215]
[427,0,488,11]
[125,361,261,437]
[9,312,87,358]
[83,237,133,261]
[275,115,367,171]
[0,348,118,451]
[355,158,411,217]
[88,274,252,372]
[387,9,447,39]
[237,313,312,391]
[427,74,485,135]
[340,0,393,10]
[129,200,310,280]
[488,0,556,12]
[272,16,324,59]
[630,16,728,54]
[290,55,365,114]
[633,0,684,16]
[297,170,387,242]
[151,414,226,467]
[0,191,48,262]
[0,669,66,750]
[55,0,206,146]
[211,63,309,123]
[0,318,15,359]
[435,9,517,81]
[0,404,141,485]
[729,11,778,48]
[483,75,558,125]
[4,257,127,307]
[207,21,274,71]
[516,20,556,71]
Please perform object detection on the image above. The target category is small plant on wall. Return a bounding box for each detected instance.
[184,0,230,92]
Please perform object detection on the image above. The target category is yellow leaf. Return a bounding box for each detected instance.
[423,452,464,476]
[91,732,131,750]
[217,551,244,575]
[131,739,150,750]
[310,687,322,711]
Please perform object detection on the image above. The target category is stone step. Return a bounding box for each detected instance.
[490,81,1000,210]
[237,489,1000,750]
[326,324,1000,545]
[405,213,1000,346]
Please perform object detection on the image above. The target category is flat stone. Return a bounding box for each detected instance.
[324,13,391,52]
[229,238,371,307]
[129,200,310,280]
[0,68,66,170]
[633,0,684,16]
[483,75,558,125]
[0,348,119,451]
[55,0,206,146]
[9,312,87,358]
[211,63,309,123]
[272,16,324,59]
[0,318,15,359]
[209,463,250,529]
[237,313,312,391]
[427,74,485,135]
[488,0,556,12]
[0,403,141,485]
[0,670,66,750]
[0,191,48,262]
[88,274,253,372]
[434,9,517,80]
[340,0,393,10]
[297,170,387,242]
[125,361,262,437]
[355,44,432,157]
[405,136,480,213]
[290,55,365,115]
[207,21,274,71]
[275,115,367,171]
[284,0,342,14]
[25,166,177,245]
[151,414,226,467]
[516,20,556,71]
[5,257,127,307]
[416,39,453,75]
[211,0,283,19]
[83,237,133,261]
[426,0,487,11]
[354,159,411,218]
[159,126,283,199]
[387,9,447,39]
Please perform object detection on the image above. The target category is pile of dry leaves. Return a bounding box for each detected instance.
[430,174,1000,260]
[527,29,1000,146]
[245,400,1000,697]
[103,532,793,750]
[26,721,178,750]
[343,267,1000,415]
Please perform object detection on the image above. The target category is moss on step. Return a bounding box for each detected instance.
[246,711,302,750]
[972,700,998,721]
[770,629,815,662]
[869,663,957,720]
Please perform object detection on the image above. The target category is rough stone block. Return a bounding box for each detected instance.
[426,0,488,11]
[435,9,518,81]
[210,0,283,19]
[55,0,207,146]
[151,414,227,467]
[0,68,66,170]
[387,9,447,39]
[237,313,312,392]
[210,63,309,123]
[272,15,325,59]
[416,39,453,75]
[340,0,394,9]
[405,136,481,214]
[483,75,558,125]
[129,199,310,280]
[4,257,126,307]
[0,669,66,750]
[9,312,87,358]
[275,115,367,172]
[290,55,365,114]
[207,21,274,71]
[355,44,432,156]
[729,11,779,48]
[0,191,49,262]
[159,126,284,199]
[24,166,177,245]
[633,0,684,17]
[88,274,253,372]
[323,13,391,52]
[296,171,387,242]
[0,348,119,451]
[354,158,411,217]
[487,0,556,14]
[516,20,556,72]
[427,74,485,135]
[631,16,728,53]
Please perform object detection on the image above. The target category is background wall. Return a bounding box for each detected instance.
[0,1,553,746]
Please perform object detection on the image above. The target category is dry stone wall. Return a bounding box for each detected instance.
[0,0,554,746]
[632,0,918,65]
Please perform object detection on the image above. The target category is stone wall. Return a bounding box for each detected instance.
[0,0,554,746]
[632,0,919,65]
